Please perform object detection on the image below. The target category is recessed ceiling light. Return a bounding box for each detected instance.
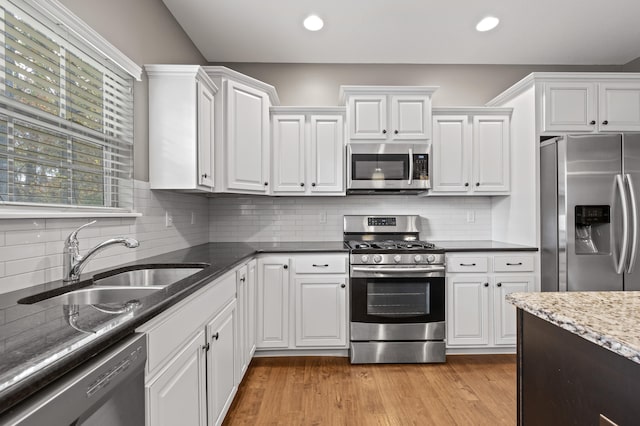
[476,16,500,32]
[303,15,324,31]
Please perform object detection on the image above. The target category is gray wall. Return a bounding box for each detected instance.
[59,0,206,182]
[211,63,624,106]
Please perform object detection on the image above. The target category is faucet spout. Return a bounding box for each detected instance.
[63,222,139,283]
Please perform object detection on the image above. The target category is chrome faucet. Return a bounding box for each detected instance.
[63,220,140,283]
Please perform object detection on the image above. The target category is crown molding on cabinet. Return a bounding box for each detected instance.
[486,72,640,106]
[145,65,219,93]
[203,66,280,106]
[432,107,513,116]
[269,106,346,115]
[338,85,439,104]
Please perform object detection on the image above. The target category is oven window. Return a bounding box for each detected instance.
[366,280,430,318]
[352,154,408,180]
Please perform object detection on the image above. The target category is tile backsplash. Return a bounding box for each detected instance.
[209,195,491,242]
[0,181,209,294]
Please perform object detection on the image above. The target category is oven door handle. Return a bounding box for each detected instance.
[351,266,445,273]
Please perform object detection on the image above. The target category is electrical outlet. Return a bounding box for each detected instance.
[466,210,475,223]
[165,211,174,227]
[319,211,327,224]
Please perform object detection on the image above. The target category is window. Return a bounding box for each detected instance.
[0,0,138,211]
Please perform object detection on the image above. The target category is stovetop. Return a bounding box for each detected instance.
[347,240,441,252]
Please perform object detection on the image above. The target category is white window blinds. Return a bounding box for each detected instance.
[0,0,135,210]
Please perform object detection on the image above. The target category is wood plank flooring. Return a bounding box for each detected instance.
[223,355,516,425]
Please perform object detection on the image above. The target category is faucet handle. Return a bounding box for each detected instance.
[65,220,97,246]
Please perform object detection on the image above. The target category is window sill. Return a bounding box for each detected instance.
[0,209,143,219]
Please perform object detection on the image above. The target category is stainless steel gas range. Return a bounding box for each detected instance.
[344,215,446,364]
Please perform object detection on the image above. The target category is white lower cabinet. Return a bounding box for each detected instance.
[257,253,349,350]
[206,300,238,426]
[146,330,207,426]
[446,252,536,350]
[139,262,255,426]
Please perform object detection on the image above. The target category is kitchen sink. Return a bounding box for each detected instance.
[92,265,206,288]
[25,286,162,309]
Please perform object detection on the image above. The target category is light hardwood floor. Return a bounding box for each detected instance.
[223,355,516,425]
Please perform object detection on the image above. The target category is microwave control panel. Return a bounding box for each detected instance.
[413,154,429,180]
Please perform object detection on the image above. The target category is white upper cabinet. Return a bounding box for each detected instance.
[542,79,640,133]
[270,107,345,196]
[204,66,279,195]
[147,65,218,192]
[340,86,437,143]
[431,109,511,196]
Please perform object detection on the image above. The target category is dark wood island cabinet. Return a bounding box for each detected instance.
[509,292,640,426]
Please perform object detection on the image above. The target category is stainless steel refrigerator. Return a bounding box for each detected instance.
[541,133,640,292]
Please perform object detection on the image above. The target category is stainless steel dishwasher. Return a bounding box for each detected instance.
[0,334,147,426]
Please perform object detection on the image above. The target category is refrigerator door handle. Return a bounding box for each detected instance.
[626,174,638,274]
[616,174,631,274]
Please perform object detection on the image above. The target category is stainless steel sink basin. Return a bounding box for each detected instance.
[93,266,204,288]
[30,286,162,309]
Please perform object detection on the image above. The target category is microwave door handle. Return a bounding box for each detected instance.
[408,148,413,185]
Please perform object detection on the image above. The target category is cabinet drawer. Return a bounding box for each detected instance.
[139,270,237,378]
[447,256,489,273]
[494,255,535,272]
[294,254,348,274]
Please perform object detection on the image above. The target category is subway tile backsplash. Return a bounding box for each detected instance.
[209,195,492,242]
[0,181,209,294]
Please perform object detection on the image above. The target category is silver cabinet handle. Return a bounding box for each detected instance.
[616,174,630,274]
[506,262,523,266]
[312,264,329,267]
[460,263,476,266]
[626,173,638,274]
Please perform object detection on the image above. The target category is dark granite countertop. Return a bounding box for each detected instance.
[434,240,538,252]
[0,241,347,415]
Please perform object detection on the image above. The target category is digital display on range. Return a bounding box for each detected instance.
[368,217,397,226]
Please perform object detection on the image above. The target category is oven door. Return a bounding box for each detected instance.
[350,267,445,324]
[347,143,430,191]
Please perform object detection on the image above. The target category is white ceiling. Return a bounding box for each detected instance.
[162,0,640,65]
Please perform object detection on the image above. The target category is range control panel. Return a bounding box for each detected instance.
[368,217,397,227]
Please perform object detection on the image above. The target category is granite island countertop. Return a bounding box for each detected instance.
[508,291,640,364]
[0,241,347,415]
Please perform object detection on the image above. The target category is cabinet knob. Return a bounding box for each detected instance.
[464,182,469,187]
[264,182,269,186]
[590,120,596,125]
[202,173,208,178]
[394,130,399,134]
[202,343,210,351]
[382,129,387,134]
[475,182,480,187]
[312,183,316,187]
[497,282,502,287]
[240,277,246,282]
[602,120,609,125]
[283,264,288,269]
[300,182,305,187]
[484,283,489,287]
[213,332,219,340]
[341,283,346,288]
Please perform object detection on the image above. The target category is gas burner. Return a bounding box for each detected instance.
[372,241,398,250]
[398,241,436,250]
[349,241,372,249]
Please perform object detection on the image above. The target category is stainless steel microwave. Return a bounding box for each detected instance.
[347,143,430,194]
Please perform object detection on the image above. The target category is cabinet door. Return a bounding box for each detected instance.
[235,265,248,382]
[309,115,344,194]
[543,82,597,132]
[493,276,534,346]
[431,115,471,192]
[294,276,347,347]
[348,95,387,140]
[147,330,207,426]
[226,80,269,192]
[206,300,238,426]
[257,257,290,348]
[446,275,489,346]
[246,259,257,358]
[391,95,431,141]
[272,114,306,193]
[472,115,510,193]
[197,80,215,189]
[598,82,640,131]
